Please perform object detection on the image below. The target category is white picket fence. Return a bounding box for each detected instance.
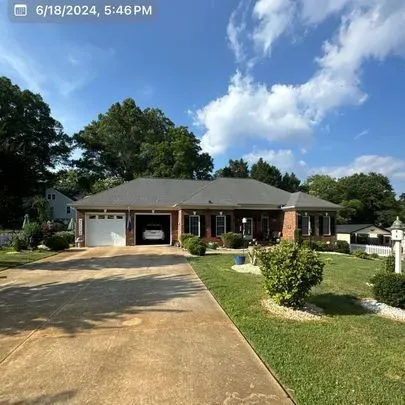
[350,244,392,257]
[0,233,13,246]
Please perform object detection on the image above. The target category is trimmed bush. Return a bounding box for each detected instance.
[22,222,43,248]
[187,237,206,256]
[44,235,69,251]
[294,228,303,246]
[55,231,75,245]
[207,242,218,250]
[12,234,28,251]
[380,255,395,273]
[353,250,371,260]
[180,233,194,248]
[371,272,405,308]
[335,240,350,254]
[258,241,324,308]
[312,241,328,252]
[220,232,243,249]
[370,253,380,259]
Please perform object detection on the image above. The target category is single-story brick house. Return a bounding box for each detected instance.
[72,177,341,247]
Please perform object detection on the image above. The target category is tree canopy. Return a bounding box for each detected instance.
[0,77,71,227]
[214,159,250,178]
[74,98,213,182]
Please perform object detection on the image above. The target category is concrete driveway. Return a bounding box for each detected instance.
[0,247,292,405]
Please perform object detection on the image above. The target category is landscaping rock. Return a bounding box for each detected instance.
[359,298,405,323]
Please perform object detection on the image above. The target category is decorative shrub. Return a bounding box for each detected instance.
[312,241,328,252]
[335,240,350,254]
[12,234,28,251]
[220,232,243,249]
[258,241,324,308]
[44,235,69,251]
[370,253,380,259]
[380,255,395,273]
[22,222,43,248]
[187,237,206,256]
[371,272,405,308]
[294,229,303,246]
[207,242,218,250]
[55,231,75,245]
[353,250,371,260]
[180,233,194,248]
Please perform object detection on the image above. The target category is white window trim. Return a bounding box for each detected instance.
[216,215,226,236]
[189,215,200,237]
[323,216,331,236]
[302,215,310,236]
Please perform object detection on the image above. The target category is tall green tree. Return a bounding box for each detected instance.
[250,158,282,186]
[0,77,71,227]
[215,159,250,178]
[74,99,213,181]
[305,175,341,203]
[280,172,301,192]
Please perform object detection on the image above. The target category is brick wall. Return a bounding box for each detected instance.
[281,210,297,241]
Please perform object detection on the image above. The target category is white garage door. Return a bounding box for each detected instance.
[86,214,126,247]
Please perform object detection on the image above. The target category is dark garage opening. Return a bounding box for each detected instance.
[135,214,171,245]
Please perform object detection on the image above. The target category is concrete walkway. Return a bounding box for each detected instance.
[0,247,293,405]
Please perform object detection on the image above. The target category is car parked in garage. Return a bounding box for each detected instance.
[142,224,165,241]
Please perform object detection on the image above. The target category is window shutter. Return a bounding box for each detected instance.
[331,216,336,235]
[200,215,206,237]
[318,216,323,236]
[211,215,216,237]
[184,215,190,234]
[226,215,231,233]
[297,214,302,230]
[310,215,315,235]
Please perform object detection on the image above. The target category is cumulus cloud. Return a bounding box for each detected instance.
[310,155,405,179]
[195,0,405,156]
[243,149,299,172]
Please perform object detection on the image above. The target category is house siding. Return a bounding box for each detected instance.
[46,188,75,222]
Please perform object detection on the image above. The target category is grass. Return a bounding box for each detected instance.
[0,248,55,271]
[189,253,405,405]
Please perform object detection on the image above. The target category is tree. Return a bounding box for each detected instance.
[23,196,52,224]
[74,99,213,181]
[280,172,301,192]
[250,158,282,186]
[215,159,250,178]
[305,175,341,203]
[91,177,124,194]
[337,173,397,225]
[0,77,71,228]
[54,169,95,198]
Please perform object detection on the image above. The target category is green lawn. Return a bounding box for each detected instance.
[0,249,55,271]
[189,253,405,405]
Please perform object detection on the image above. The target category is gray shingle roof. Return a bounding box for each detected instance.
[336,224,389,234]
[72,177,341,210]
[285,192,341,210]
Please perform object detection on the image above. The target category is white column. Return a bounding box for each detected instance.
[394,240,402,274]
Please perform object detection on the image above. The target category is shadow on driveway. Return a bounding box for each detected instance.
[0,390,76,405]
[0,273,203,337]
[19,254,186,271]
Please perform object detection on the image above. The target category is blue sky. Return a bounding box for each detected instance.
[1,0,405,193]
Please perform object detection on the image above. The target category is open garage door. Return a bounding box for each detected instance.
[135,214,171,245]
[86,214,126,247]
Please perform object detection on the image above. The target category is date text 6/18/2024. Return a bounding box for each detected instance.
[9,2,155,22]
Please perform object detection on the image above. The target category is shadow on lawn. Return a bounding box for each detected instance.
[0,390,76,405]
[309,293,370,316]
[0,272,203,337]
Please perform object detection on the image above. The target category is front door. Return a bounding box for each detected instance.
[244,218,253,240]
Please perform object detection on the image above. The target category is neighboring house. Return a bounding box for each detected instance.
[72,177,341,247]
[45,188,76,223]
[336,224,391,246]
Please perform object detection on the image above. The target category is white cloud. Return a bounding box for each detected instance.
[310,155,405,178]
[300,148,308,155]
[252,0,296,57]
[243,149,298,171]
[196,0,405,156]
[354,129,369,140]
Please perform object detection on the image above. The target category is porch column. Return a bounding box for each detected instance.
[178,209,183,240]
[205,211,212,239]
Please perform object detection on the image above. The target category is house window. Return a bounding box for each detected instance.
[47,194,51,200]
[323,216,331,236]
[66,206,71,214]
[302,216,310,236]
[107,215,115,219]
[189,215,200,236]
[89,215,96,219]
[216,215,226,236]
[116,215,123,219]
[244,218,253,238]
[98,215,105,220]
[52,194,55,200]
